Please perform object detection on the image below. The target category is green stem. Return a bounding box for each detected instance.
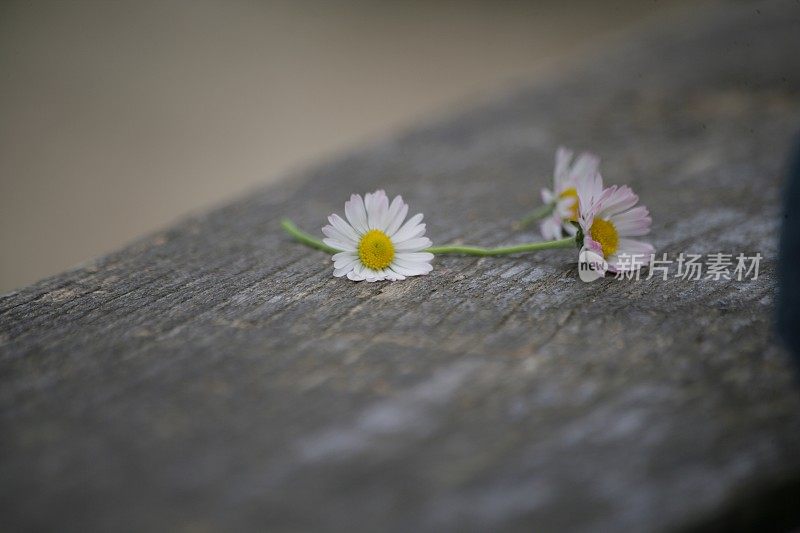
[281,218,575,257]
[427,238,574,255]
[281,218,339,254]
[515,203,555,229]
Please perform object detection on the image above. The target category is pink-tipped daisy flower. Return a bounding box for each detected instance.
[539,146,600,240]
[576,172,654,274]
[322,190,434,282]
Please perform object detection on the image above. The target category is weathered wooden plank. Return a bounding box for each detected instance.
[2,3,800,531]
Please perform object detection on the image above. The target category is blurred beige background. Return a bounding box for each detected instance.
[0,0,699,292]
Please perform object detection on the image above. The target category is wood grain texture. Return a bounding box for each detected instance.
[3,3,800,532]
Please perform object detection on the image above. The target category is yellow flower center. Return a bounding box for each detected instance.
[590,218,619,258]
[559,187,579,221]
[358,229,395,270]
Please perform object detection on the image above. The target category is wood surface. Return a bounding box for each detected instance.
[3,2,800,531]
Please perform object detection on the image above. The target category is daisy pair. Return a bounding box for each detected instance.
[535,147,654,274]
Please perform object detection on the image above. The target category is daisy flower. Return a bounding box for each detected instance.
[538,147,600,240]
[576,172,654,274]
[321,190,434,282]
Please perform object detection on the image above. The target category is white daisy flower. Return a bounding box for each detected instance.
[321,190,434,282]
[538,146,600,240]
[576,171,654,274]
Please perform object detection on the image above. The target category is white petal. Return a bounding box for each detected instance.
[344,194,369,234]
[333,262,356,277]
[333,253,358,269]
[613,218,651,237]
[372,190,390,229]
[328,213,359,242]
[363,266,384,282]
[347,263,367,281]
[569,153,600,182]
[322,225,358,246]
[379,267,399,281]
[364,190,389,230]
[323,237,356,252]
[539,216,563,241]
[332,251,356,261]
[612,204,649,223]
[395,251,434,263]
[377,193,391,229]
[389,272,406,281]
[384,195,409,235]
[391,214,425,241]
[610,205,651,237]
[363,190,375,215]
[334,260,359,273]
[554,146,574,187]
[386,265,409,280]
[393,237,432,252]
[576,171,604,218]
[388,264,419,276]
[578,215,593,237]
[555,196,576,218]
[597,185,639,219]
[391,260,432,276]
